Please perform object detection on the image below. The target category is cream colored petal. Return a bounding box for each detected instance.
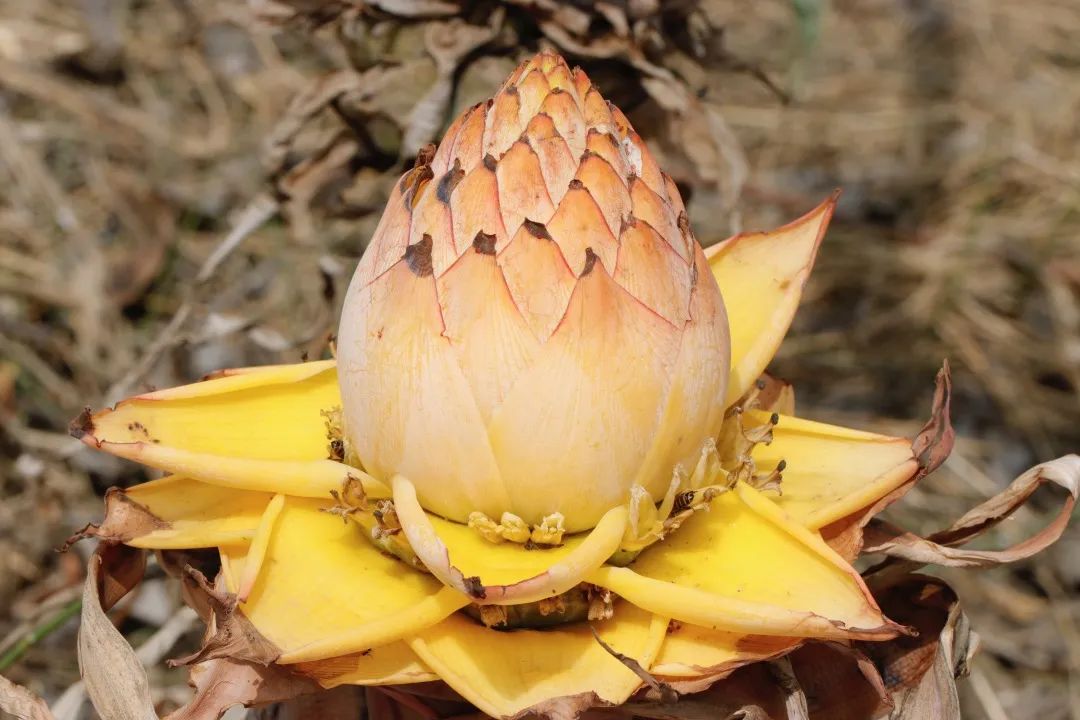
[487,258,680,530]
[393,476,627,605]
[539,90,585,159]
[437,246,540,423]
[630,175,687,262]
[450,161,509,257]
[495,139,556,238]
[630,244,729,496]
[582,88,615,132]
[498,221,576,342]
[485,84,522,158]
[407,174,457,276]
[614,217,692,326]
[523,113,576,206]
[515,68,550,124]
[585,129,628,182]
[450,101,487,173]
[588,484,900,640]
[546,182,619,276]
[706,194,837,406]
[408,604,668,719]
[220,498,467,664]
[576,151,631,238]
[338,255,509,521]
[749,410,919,530]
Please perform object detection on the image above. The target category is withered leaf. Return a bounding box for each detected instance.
[0,673,54,720]
[821,362,954,561]
[863,453,1080,571]
[79,545,158,720]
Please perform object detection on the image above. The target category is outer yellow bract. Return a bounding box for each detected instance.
[77,52,930,719]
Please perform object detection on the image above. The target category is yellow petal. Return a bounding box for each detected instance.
[96,475,271,549]
[651,624,799,679]
[588,484,899,641]
[749,410,919,530]
[74,360,386,499]
[293,645,438,688]
[707,195,837,406]
[393,476,627,605]
[220,498,468,664]
[408,604,668,719]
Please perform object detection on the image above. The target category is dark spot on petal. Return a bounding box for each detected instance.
[522,219,553,241]
[472,231,497,255]
[483,153,497,172]
[463,576,486,599]
[413,144,436,168]
[505,84,519,96]
[404,165,434,211]
[404,235,434,277]
[581,247,598,277]
[436,159,464,204]
[568,178,585,191]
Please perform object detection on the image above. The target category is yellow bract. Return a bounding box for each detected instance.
[588,484,895,640]
[707,195,836,406]
[219,498,466,662]
[107,475,270,549]
[409,604,668,718]
[76,361,387,498]
[752,410,919,529]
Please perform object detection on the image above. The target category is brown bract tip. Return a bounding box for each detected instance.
[463,575,486,600]
[436,159,464,204]
[473,231,497,255]
[69,406,94,440]
[404,235,435,277]
[568,178,585,191]
[414,144,436,168]
[483,153,497,172]
[581,247,599,277]
[522,219,553,241]
[673,212,691,237]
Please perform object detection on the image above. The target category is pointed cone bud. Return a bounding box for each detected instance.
[339,51,730,531]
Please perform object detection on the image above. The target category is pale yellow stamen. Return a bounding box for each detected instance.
[238,493,285,603]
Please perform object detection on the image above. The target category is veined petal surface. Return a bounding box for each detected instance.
[408,604,667,719]
[588,484,899,640]
[74,360,384,498]
[95,475,270,549]
[707,195,837,406]
[293,645,438,688]
[652,625,799,681]
[750,410,919,529]
[219,498,467,664]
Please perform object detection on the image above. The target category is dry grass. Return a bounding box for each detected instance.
[0,0,1076,717]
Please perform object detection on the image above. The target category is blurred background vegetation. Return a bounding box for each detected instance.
[0,1,1077,718]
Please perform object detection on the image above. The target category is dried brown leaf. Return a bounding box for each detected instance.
[79,545,158,720]
[858,576,977,720]
[864,454,1080,569]
[166,657,321,720]
[822,362,955,561]
[0,673,54,720]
